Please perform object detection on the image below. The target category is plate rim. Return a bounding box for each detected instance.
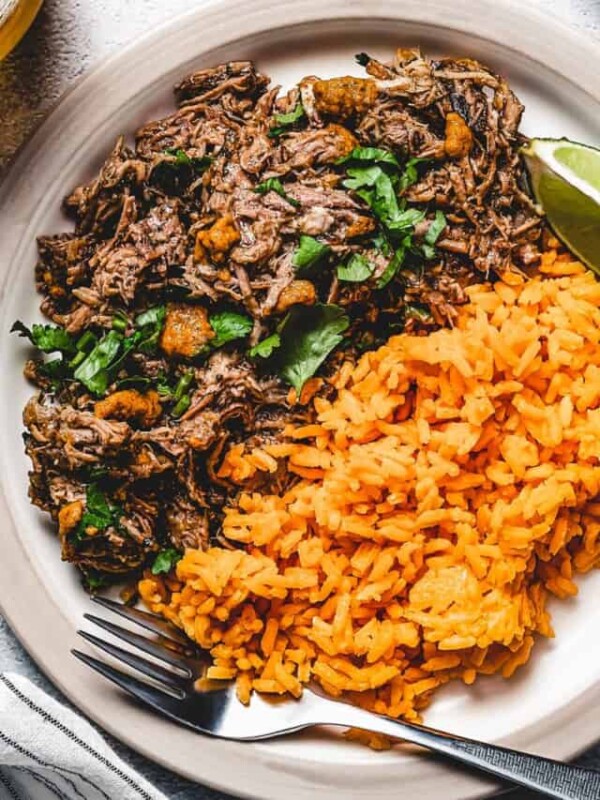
[1,1,599,798]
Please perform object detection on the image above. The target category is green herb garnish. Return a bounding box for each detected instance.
[11,321,76,355]
[376,247,408,289]
[421,210,447,259]
[71,306,166,396]
[337,147,400,167]
[269,102,305,137]
[292,235,331,275]
[276,304,349,392]
[165,148,212,173]
[355,52,371,67]
[254,178,300,208]
[171,371,195,417]
[340,152,431,289]
[405,302,434,323]
[398,157,426,192]
[249,333,281,359]
[132,306,167,355]
[151,548,183,575]
[154,369,195,417]
[111,312,129,334]
[83,572,109,591]
[209,311,253,348]
[75,483,124,542]
[73,330,123,397]
[344,165,425,232]
[336,253,374,283]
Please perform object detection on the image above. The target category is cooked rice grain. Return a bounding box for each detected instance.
[140,252,600,723]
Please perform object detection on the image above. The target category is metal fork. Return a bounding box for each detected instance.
[73,597,600,800]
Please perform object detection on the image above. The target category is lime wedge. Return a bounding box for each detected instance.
[521,138,600,274]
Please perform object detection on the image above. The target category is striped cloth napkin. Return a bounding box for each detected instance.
[0,673,167,800]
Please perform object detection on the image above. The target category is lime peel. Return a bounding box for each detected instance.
[522,137,600,275]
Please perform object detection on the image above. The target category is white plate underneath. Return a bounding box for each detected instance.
[0,1,599,798]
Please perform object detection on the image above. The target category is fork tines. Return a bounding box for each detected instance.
[72,597,200,705]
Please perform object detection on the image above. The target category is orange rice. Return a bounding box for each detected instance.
[140,249,600,723]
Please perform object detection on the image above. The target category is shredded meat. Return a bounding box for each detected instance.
[19,48,543,584]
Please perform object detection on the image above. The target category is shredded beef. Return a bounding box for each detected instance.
[19,49,542,584]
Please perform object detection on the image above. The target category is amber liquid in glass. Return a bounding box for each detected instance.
[0,0,43,60]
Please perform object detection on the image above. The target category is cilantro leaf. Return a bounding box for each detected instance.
[405,302,434,323]
[73,330,123,397]
[249,333,281,359]
[336,147,400,167]
[209,311,253,348]
[133,306,166,354]
[277,304,349,392]
[337,253,374,282]
[82,572,109,591]
[424,211,447,245]
[421,210,447,259]
[11,321,76,354]
[344,166,402,228]
[355,52,371,67]
[76,483,124,541]
[292,235,331,274]
[398,157,426,191]
[254,178,300,208]
[269,102,305,137]
[165,148,212,172]
[386,207,426,234]
[152,548,182,575]
[151,149,211,194]
[376,246,408,289]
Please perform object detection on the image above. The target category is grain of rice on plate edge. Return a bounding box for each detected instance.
[140,246,600,729]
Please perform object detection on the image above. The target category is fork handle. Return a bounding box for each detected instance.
[326,702,600,799]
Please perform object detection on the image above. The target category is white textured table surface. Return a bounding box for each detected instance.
[0,1,598,798]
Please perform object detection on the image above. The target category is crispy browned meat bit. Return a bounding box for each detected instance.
[274,280,317,314]
[313,77,378,118]
[194,214,241,263]
[94,390,162,428]
[58,501,84,538]
[159,303,215,358]
[18,49,543,583]
[444,112,473,158]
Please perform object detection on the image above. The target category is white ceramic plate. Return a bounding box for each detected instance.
[1,1,600,798]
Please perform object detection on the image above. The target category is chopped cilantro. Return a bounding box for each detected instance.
[254,178,300,208]
[249,333,281,359]
[421,210,447,259]
[151,548,182,575]
[337,147,400,167]
[337,253,374,282]
[73,330,123,397]
[132,305,166,354]
[376,246,409,289]
[11,321,76,355]
[165,148,212,172]
[209,311,253,348]
[269,102,305,137]
[75,484,124,542]
[276,304,349,392]
[398,157,426,191]
[405,302,434,323]
[292,235,331,275]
